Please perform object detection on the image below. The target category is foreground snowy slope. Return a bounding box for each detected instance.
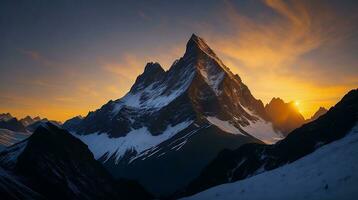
[178,88,358,198]
[183,124,358,200]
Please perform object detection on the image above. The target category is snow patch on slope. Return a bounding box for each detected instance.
[74,120,193,163]
[241,119,282,144]
[183,125,358,200]
[239,102,282,144]
[206,115,280,144]
[0,140,27,168]
[206,117,244,136]
[198,63,225,96]
[0,129,31,151]
[112,64,195,114]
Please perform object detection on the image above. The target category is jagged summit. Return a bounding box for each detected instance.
[143,62,164,73]
[268,97,285,105]
[130,34,235,97]
[189,33,201,42]
[185,34,218,59]
[265,97,305,135]
[0,113,13,121]
[130,62,165,93]
[307,107,328,122]
[19,115,42,126]
[33,116,41,121]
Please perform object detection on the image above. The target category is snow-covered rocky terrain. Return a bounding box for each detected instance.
[0,129,30,151]
[0,114,61,150]
[0,123,153,200]
[183,124,358,200]
[66,34,283,195]
[76,120,193,162]
[177,88,358,199]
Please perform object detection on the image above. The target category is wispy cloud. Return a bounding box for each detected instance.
[18,48,57,67]
[215,0,350,69]
[101,53,145,80]
[201,0,358,117]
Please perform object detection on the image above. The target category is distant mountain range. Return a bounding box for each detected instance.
[0,114,61,150]
[0,113,61,132]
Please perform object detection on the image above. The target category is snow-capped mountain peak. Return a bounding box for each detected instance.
[73,33,279,154]
[185,34,219,59]
[69,34,281,196]
[0,113,13,121]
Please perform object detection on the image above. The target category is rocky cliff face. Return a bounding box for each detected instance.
[68,34,281,196]
[0,123,152,200]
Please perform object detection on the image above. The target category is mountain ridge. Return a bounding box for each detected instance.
[0,123,153,200]
[68,34,281,195]
[179,88,358,198]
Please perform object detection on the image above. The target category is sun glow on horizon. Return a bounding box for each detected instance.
[0,0,356,122]
[294,101,300,106]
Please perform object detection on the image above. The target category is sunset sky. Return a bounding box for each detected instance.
[0,0,357,121]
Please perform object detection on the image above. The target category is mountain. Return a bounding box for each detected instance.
[306,107,328,122]
[0,113,61,132]
[0,117,27,132]
[25,119,62,132]
[179,89,358,198]
[182,124,358,200]
[265,97,305,136]
[0,128,31,151]
[0,123,153,200]
[0,114,63,150]
[0,113,13,121]
[68,34,281,196]
[19,116,41,127]
[0,113,30,150]
[62,115,83,131]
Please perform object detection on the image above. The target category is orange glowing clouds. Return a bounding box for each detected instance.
[205,0,358,118]
[216,0,331,69]
[294,101,299,106]
[1,0,356,121]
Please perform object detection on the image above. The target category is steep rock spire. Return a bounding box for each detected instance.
[184,34,219,60]
[129,62,165,93]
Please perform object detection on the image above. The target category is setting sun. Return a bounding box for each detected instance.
[295,101,300,106]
